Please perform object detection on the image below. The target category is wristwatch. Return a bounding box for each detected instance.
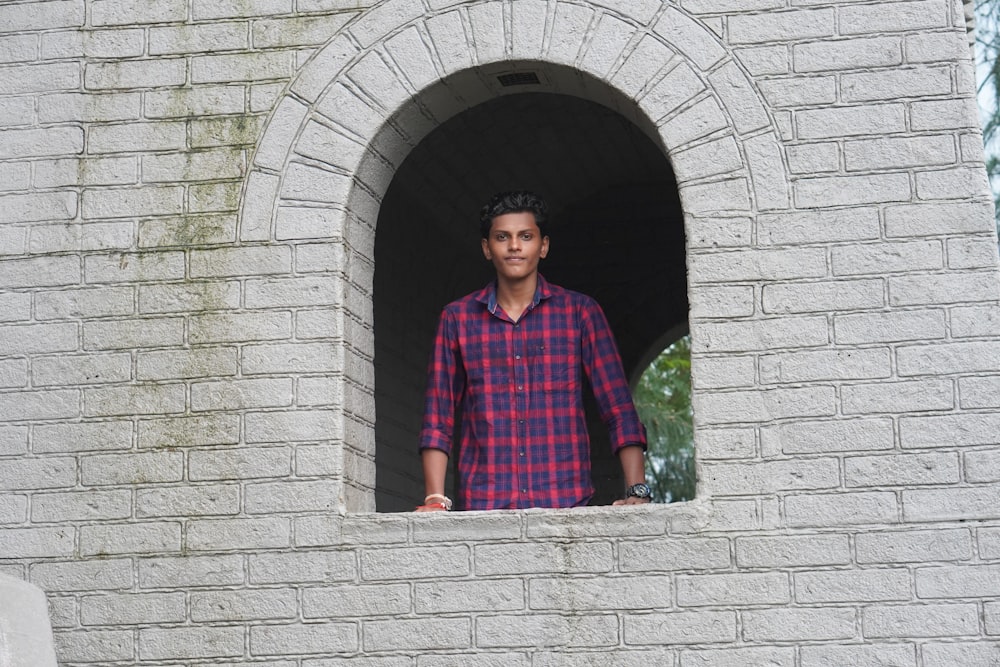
[626,483,652,500]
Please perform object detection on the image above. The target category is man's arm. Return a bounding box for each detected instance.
[612,444,651,505]
[415,448,450,512]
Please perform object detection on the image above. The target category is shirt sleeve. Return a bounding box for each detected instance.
[580,297,647,454]
[419,306,464,455]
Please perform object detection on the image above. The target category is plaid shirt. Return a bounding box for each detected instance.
[420,275,646,510]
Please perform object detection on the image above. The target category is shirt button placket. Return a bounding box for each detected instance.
[513,321,528,504]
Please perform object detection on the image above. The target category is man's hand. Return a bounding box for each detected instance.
[613,496,652,506]
[415,503,449,512]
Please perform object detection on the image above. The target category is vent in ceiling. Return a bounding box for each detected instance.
[497,71,541,87]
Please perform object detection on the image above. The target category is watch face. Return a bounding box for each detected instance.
[628,483,651,499]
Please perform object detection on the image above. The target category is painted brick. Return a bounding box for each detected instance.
[136,484,240,518]
[693,386,835,424]
[800,644,917,667]
[187,517,291,551]
[759,348,890,383]
[762,279,883,314]
[846,452,958,487]
[242,341,343,374]
[693,316,829,353]
[685,217,753,250]
[793,36,902,73]
[139,627,243,661]
[697,427,756,460]
[33,420,132,453]
[701,458,839,495]
[841,65,952,102]
[736,534,849,568]
[189,445,291,481]
[689,247,826,283]
[189,311,292,344]
[742,607,856,642]
[477,613,616,649]
[249,549,355,584]
[835,309,946,345]
[0,192,77,224]
[80,521,181,555]
[842,378,953,414]
[897,341,1000,376]
[692,356,756,390]
[36,286,134,320]
[31,558,133,592]
[625,611,736,645]
[365,617,470,651]
[1,389,80,421]
[839,0,946,35]
[0,526,74,558]
[758,75,836,107]
[0,62,79,95]
[795,173,911,207]
[915,563,1000,599]
[83,383,186,416]
[863,602,978,638]
[758,208,879,245]
[795,568,912,603]
[137,414,240,448]
[857,528,973,564]
[190,377,293,411]
[82,451,183,486]
[760,418,894,455]
[678,572,789,606]
[911,98,980,131]
[190,588,299,621]
[245,479,340,513]
[951,304,1000,338]
[784,492,898,527]
[903,487,1000,522]
[681,646,795,667]
[922,643,1000,667]
[0,322,77,355]
[728,8,833,44]
[138,554,245,588]
[81,591,185,625]
[302,582,410,618]
[54,629,132,663]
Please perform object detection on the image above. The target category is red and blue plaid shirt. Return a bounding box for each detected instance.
[420,275,646,510]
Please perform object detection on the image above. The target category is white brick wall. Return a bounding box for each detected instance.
[2,0,1000,663]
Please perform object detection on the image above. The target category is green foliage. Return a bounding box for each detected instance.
[633,334,695,503]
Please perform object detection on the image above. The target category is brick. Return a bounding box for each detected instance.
[193,0,290,20]
[85,59,187,90]
[33,352,132,388]
[835,309,946,344]
[842,65,952,103]
[246,275,344,308]
[245,479,340,513]
[1,389,80,421]
[693,316,828,353]
[249,549,355,584]
[729,8,833,44]
[682,646,795,667]
[678,572,789,607]
[736,534,850,568]
[796,568,912,603]
[899,341,1000,376]
[192,51,293,84]
[361,545,469,580]
[846,451,958,488]
[191,588,298,622]
[903,487,1000,521]
[697,427,756,459]
[701,458,839,495]
[0,1,84,31]
[33,420,132,453]
[136,347,237,381]
[694,386,835,424]
[245,409,344,443]
[689,247,826,283]
[980,528,1000,559]
[965,452,1000,484]
[863,602,978,638]
[685,217,753,250]
[785,492,898,527]
[0,322,77,355]
[759,75,836,107]
[477,614,615,649]
[758,208,879,245]
[139,281,242,315]
[251,622,357,655]
[0,127,84,160]
[189,247,291,279]
[138,414,239,448]
[82,451,183,486]
[39,91,141,123]
[81,591,185,625]
[840,0,946,35]
[30,221,134,254]
[795,173,911,207]
[145,86,245,118]
[54,629,132,663]
[922,643,1000,667]
[190,114,266,148]
[917,166,990,200]
[140,627,244,661]
[83,317,184,350]
[916,563,1000,598]
[743,607,856,641]
[254,14,355,48]
[625,611,736,645]
[659,97,731,149]
[189,310,291,344]
[0,526,74,558]
[691,356,755,389]
[0,192,77,225]
[763,279,883,315]
[91,0,186,25]
[760,417,894,456]
[760,348,890,383]
[187,517,290,550]
[912,98,979,131]
[36,286,133,320]
[800,644,917,667]
[80,521,180,555]
[31,558,132,592]
[620,538,731,572]
[0,358,26,389]
[138,553,244,588]
[793,36,902,73]
[842,378,953,414]
[142,148,246,182]
[734,45,791,76]
[906,31,969,63]
[857,528,972,564]
[189,445,290,481]
[137,484,240,518]
[82,186,184,219]
[190,377,292,411]
[0,493,26,522]
[0,62,79,95]
[948,237,1000,270]
[0,426,28,456]
[951,304,1000,338]
[84,383,185,416]
[845,135,955,172]
[139,213,236,247]
[304,582,410,617]
[961,377,1000,411]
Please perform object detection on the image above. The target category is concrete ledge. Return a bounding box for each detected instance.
[0,575,57,667]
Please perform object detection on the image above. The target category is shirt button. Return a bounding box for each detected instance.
[515,354,521,360]
[517,385,523,391]
[521,488,527,493]
[519,450,525,456]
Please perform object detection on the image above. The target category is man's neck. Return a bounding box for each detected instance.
[495,274,538,322]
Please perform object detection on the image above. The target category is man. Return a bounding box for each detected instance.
[417,191,651,511]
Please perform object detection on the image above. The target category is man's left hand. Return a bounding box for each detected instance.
[612,496,651,506]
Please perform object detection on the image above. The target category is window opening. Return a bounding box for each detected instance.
[632,334,694,503]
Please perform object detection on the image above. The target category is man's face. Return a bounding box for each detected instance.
[481,211,549,283]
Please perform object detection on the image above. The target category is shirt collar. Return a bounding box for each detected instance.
[477,274,553,317]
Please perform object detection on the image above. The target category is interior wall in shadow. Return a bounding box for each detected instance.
[374,92,686,511]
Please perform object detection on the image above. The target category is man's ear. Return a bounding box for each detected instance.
[481,237,491,260]
[540,235,550,258]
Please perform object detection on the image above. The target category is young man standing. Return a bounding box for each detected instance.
[417,191,651,511]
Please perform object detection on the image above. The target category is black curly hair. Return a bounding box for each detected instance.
[479,191,548,239]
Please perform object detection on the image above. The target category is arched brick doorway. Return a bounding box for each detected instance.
[374,90,684,511]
